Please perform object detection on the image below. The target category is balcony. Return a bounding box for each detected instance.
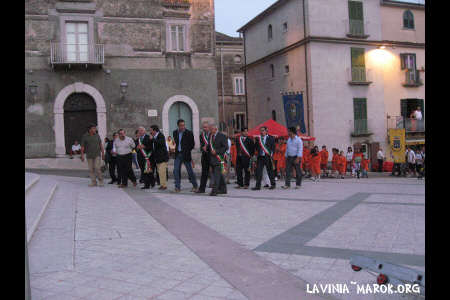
[387,116,425,133]
[347,67,372,85]
[345,20,370,39]
[402,70,423,87]
[351,119,373,137]
[162,0,191,8]
[50,42,104,66]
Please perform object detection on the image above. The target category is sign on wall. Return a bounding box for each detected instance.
[148,109,158,117]
[283,93,306,133]
[389,128,406,163]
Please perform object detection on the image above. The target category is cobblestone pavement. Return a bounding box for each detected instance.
[28,174,424,300]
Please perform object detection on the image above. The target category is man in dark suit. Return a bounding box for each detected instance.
[173,119,198,192]
[252,126,276,190]
[209,124,228,196]
[149,125,169,190]
[196,121,211,193]
[135,126,155,189]
[235,127,254,189]
[106,132,119,184]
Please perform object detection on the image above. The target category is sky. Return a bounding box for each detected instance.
[214,0,425,38]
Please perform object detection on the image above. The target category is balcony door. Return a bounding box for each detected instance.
[66,22,88,62]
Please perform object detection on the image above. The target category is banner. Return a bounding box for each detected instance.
[283,93,306,133]
[389,128,406,163]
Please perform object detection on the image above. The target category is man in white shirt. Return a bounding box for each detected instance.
[377,148,385,172]
[114,129,138,188]
[346,147,354,176]
[225,136,232,184]
[407,146,416,177]
[70,140,81,159]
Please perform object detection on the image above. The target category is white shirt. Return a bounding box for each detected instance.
[407,150,416,163]
[377,150,384,160]
[114,136,135,155]
[415,152,424,164]
[72,144,81,151]
[414,110,423,120]
[226,138,231,155]
[346,152,353,161]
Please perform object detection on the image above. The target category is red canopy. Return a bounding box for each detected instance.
[235,119,315,141]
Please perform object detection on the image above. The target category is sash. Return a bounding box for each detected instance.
[138,137,152,173]
[201,132,209,147]
[239,137,251,158]
[258,135,272,157]
[210,137,227,174]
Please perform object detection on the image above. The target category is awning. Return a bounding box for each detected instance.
[405,139,425,145]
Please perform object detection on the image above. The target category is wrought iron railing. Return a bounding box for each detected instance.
[403,70,423,86]
[345,19,369,37]
[387,116,425,132]
[353,119,369,135]
[347,67,372,84]
[50,42,104,65]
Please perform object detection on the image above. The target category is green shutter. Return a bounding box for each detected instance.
[349,1,363,20]
[400,54,406,70]
[353,98,367,120]
[351,48,365,67]
[401,99,408,118]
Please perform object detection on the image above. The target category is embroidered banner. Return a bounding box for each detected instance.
[283,93,306,134]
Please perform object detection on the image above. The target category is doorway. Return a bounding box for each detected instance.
[64,92,97,154]
[168,101,192,137]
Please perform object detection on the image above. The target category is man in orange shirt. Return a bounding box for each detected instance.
[361,155,369,178]
[319,145,329,177]
[338,151,346,179]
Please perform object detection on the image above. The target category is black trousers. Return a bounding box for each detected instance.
[117,153,137,186]
[199,153,210,192]
[378,159,383,172]
[211,162,226,193]
[108,156,118,182]
[236,155,251,187]
[255,156,275,188]
[285,156,302,187]
[138,158,155,188]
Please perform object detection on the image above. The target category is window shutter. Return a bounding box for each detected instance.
[400,54,406,70]
[351,48,365,68]
[401,99,408,118]
[411,53,417,70]
[353,98,367,120]
[349,1,363,20]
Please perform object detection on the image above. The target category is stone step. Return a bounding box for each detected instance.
[25,175,58,243]
[25,172,40,194]
[28,180,77,274]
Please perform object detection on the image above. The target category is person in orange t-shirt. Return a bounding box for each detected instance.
[302,144,311,177]
[361,155,369,178]
[310,146,322,181]
[273,137,286,180]
[331,148,338,178]
[338,151,346,178]
[230,142,237,171]
[319,145,329,177]
[352,148,364,179]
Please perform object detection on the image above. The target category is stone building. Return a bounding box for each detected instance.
[215,32,246,137]
[238,0,425,166]
[25,0,218,158]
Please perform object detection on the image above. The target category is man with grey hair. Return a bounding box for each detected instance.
[209,123,228,196]
[135,126,155,189]
[196,121,211,193]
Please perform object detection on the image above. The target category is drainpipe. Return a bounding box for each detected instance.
[220,44,226,134]
[25,219,31,300]
[243,32,249,128]
[302,0,311,135]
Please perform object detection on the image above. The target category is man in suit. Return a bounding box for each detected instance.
[196,121,211,194]
[149,125,169,190]
[235,127,254,189]
[106,132,119,184]
[135,126,155,189]
[173,119,198,192]
[252,126,276,190]
[209,123,228,196]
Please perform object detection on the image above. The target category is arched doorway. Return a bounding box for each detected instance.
[169,101,193,136]
[63,93,97,154]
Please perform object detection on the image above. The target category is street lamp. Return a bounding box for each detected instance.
[120,81,128,100]
[29,82,38,96]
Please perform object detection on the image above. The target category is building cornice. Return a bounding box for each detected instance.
[380,0,425,10]
[243,36,425,70]
[237,0,290,33]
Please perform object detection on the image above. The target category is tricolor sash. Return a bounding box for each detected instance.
[258,135,272,157]
[138,137,152,173]
[201,132,210,147]
[239,137,251,158]
[210,137,227,174]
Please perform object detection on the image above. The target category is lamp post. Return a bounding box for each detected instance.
[29,82,38,103]
[120,81,128,100]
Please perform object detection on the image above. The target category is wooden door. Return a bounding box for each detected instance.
[64,93,97,154]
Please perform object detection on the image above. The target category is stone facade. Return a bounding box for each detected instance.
[215,32,246,137]
[238,0,425,165]
[25,0,218,158]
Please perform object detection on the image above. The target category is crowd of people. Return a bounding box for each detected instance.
[75,121,402,193]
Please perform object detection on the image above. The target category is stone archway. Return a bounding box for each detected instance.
[53,82,106,156]
[162,95,200,149]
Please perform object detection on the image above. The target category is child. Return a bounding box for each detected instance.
[361,155,369,178]
[310,146,321,182]
[302,144,311,178]
[352,149,364,179]
[338,151,346,179]
[319,145,329,177]
[273,138,286,180]
[331,148,338,178]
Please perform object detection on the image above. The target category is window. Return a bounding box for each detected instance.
[403,10,415,29]
[284,65,290,74]
[283,22,288,33]
[270,64,275,78]
[233,77,245,95]
[350,47,366,82]
[169,24,186,52]
[400,53,416,70]
[234,112,246,131]
[268,24,273,41]
[348,1,365,37]
[234,55,242,64]
[353,98,368,134]
[272,110,277,121]
[65,22,88,62]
